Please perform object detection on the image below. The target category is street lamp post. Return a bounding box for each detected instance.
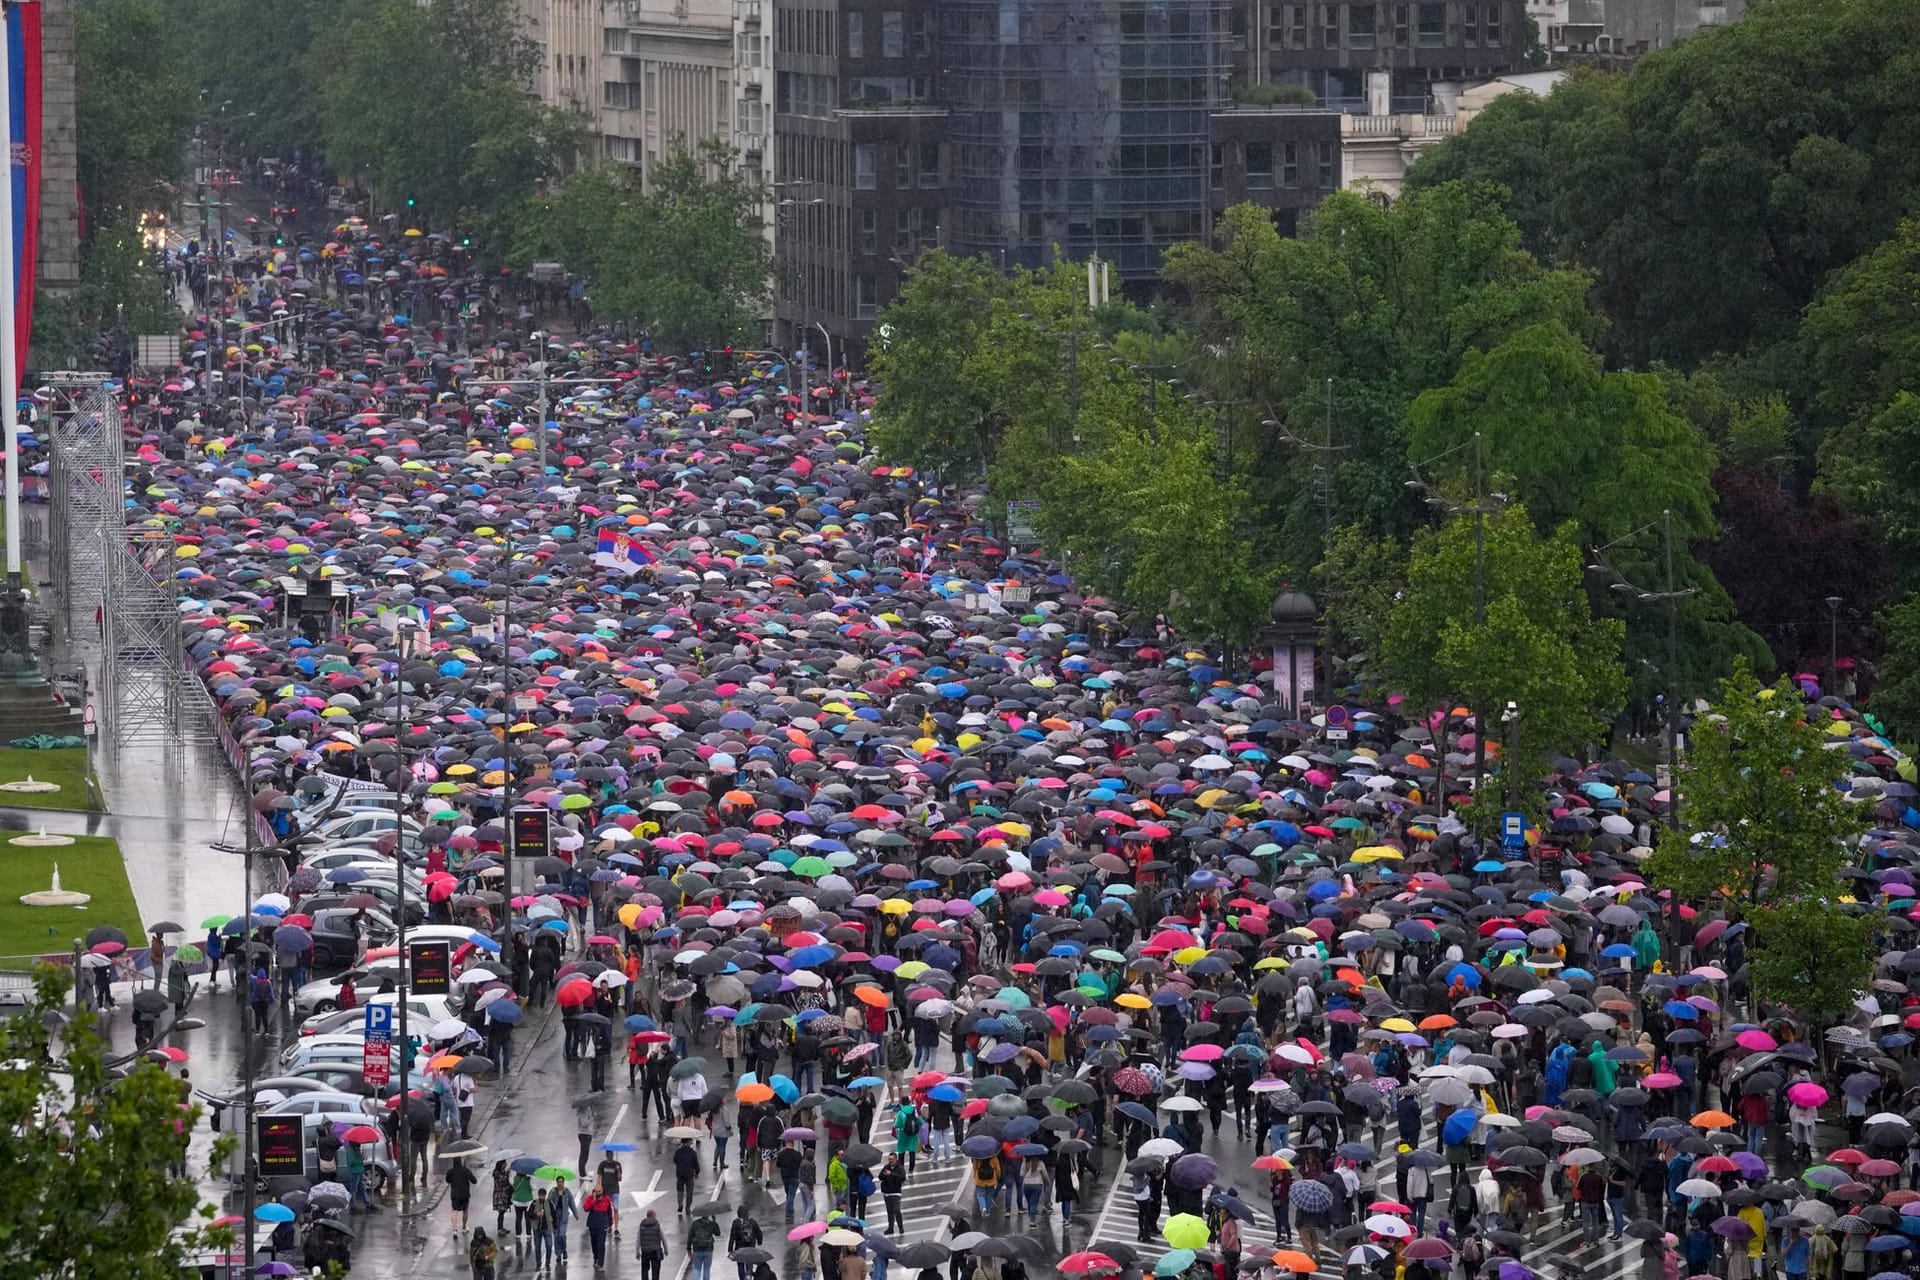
[1591,509,1699,834]
[391,620,422,1212]
[1826,595,1843,693]
[1406,433,1503,799]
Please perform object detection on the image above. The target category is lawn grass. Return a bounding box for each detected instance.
[0,746,97,811]
[0,835,141,966]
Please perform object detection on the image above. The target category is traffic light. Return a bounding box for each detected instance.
[405,196,416,208]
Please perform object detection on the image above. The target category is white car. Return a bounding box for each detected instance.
[307,812,424,844]
[291,992,458,1043]
[263,1091,383,1123]
[301,848,426,887]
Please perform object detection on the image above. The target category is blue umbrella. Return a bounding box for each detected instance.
[255,1204,296,1223]
[510,1156,548,1175]
[1442,1110,1479,1145]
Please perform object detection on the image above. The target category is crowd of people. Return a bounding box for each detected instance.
[70,217,1920,1280]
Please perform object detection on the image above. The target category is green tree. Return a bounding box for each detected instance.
[1405,319,1765,699]
[0,970,232,1279]
[171,0,326,159]
[870,251,1019,478]
[518,142,768,350]
[1816,393,1920,590]
[1315,523,1407,691]
[1378,504,1627,813]
[1870,592,1920,744]
[1744,900,1874,1027]
[75,0,198,234]
[1644,661,1870,1018]
[1161,184,1595,582]
[1403,71,1620,262]
[1031,369,1278,645]
[313,0,581,236]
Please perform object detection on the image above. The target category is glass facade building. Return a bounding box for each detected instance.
[940,0,1237,276]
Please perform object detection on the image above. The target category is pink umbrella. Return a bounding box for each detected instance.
[1787,1082,1830,1108]
[1736,1029,1778,1052]
[787,1222,828,1241]
[1643,1072,1682,1089]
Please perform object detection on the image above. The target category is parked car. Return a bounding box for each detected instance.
[292,992,455,1042]
[299,883,425,927]
[306,905,396,969]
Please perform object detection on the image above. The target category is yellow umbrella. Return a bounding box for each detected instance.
[1352,846,1404,863]
[879,898,912,916]
[1115,992,1152,1010]
[1378,1017,1416,1033]
[1171,946,1207,966]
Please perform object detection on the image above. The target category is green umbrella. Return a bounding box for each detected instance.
[1162,1214,1210,1250]
[790,856,831,878]
[174,944,205,963]
[534,1165,575,1180]
[560,794,593,810]
[199,914,231,929]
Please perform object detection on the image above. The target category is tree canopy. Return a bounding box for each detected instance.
[516,142,770,350]
[1643,663,1870,1018]
[0,971,232,1280]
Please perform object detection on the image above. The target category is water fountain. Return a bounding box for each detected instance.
[19,862,90,907]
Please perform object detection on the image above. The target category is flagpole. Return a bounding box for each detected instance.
[1,0,20,591]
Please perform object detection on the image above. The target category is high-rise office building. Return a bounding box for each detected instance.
[773,0,1524,354]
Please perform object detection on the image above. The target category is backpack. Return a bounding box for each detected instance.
[249,972,272,1004]
[900,1110,921,1138]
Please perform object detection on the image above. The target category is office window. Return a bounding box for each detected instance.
[1246,141,1273,189]
[895,209,913,249]
[861,209,877,253]
[896,145,913,187]
[1318,144,1334,187]
[1463,1,1477,43]
[1281,140,1298,184]
[910,12,930,52]
[1321,2,1338,44]
[1349,2,1376,45]
[603,27,628,52]
[1393,3,1409,42]
[1210,142,1224,187]
[919,142,941,187]
[1417,1,1444,43]
[854,144,877,189]
[1486,0,1502,41]
[882,11,903,55]
[856,274,877,319]
[738,31,762,65]
[737,96,764,135]
[846,11,863,56]
[603,81,637,109]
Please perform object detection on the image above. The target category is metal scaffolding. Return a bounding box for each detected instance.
[40,373,197,748]
[42,375,121,639]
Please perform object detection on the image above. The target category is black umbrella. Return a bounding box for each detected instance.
[897,1243,952,1267]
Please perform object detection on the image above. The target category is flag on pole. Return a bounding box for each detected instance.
[594,528,656,576]
[8,2,40,375]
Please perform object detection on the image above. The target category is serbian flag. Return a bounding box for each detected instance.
[594,527,656,576]
[7,2,39,375]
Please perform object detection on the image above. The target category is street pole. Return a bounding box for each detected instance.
[240,799,258,1272]
[1470,433,1488,799]
[530,331,548,476]
[1826,595,1843,693]
[0,16,19,593]
[1664,509,1681,834]
[814,322,834,412]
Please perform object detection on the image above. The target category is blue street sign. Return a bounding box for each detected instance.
[1500,811,1527,851]
[364,1001,393,1042]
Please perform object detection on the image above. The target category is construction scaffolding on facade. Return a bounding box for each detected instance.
[39,373,201,748]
